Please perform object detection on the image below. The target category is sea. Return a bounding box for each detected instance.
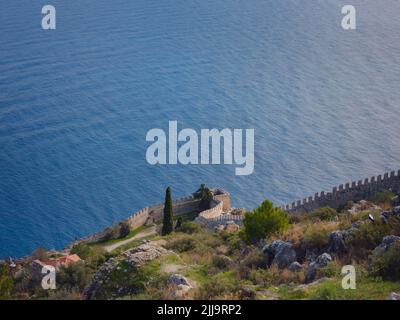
[1,0,400,258]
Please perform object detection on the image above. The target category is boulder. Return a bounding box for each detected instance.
[304,253,332,284]
[262,240,297,269]
[289,261,303,272]
[387,292,400,300]
[168,274,191,287]
[328,231,346,255]
[238,285,256,300]
[169,274,193,299]
[315,252,332,267]
[375,235,400,252]
[225,221,240,233]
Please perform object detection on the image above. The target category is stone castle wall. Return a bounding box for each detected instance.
[81,189,230,243]
[281,169,400,213]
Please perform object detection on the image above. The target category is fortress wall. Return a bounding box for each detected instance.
[198,198,224,219]
[148,196,202,220]
[214,192,231,211]
[125,207,150,230]
[80,190,230,244]
[282,170,400,213]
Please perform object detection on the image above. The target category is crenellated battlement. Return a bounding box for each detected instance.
[281,169,400,213]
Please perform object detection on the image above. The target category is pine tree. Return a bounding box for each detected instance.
[162,187,174,235]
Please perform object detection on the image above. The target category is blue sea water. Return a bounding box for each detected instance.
[1,0,400,258]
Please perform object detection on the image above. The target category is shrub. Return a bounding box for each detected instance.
[212,255,232,270]
[369,190,395,206]
[179,221,202,234]
[57,262,91,290]
[303,221,339,253]
[344,218,397,259]
[119,221,131,238]
[70,243,107,267]
[0,264,13,300]
[370,241,400,281]
[241,250,266,269]
[196,272,239,299]
[165,235,197,253]
[31,247,48,260]
[241,200,289,244]
[310,207,338,221]
[103,224,121,241]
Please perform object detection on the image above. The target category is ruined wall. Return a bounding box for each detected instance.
[281,170,400,213]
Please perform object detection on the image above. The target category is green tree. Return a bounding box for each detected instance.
[193,184,213,211]
[0,264,13,300]
[162,187,174,235]
[241,200,289,244]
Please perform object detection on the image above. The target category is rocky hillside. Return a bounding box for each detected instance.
[4,192,400,300]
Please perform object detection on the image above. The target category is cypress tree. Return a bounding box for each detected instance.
[162,187,174,235]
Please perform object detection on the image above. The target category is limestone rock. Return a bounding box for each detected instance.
[123,244,169,267]
[168,274,191,287]
[225,221,240,233]
[328,231,346,255]
[304,253,332,284]
[387,292,400,300]
[262,240,297,269]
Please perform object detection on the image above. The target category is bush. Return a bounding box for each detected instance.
[119,221,131,238]
[57,262,91,290]
[70,243,107,268]
[165,235,197,253]
[102,224,122,241]
[241,200,289,244]
[196,273,239,299]
[344,219,396,259]
[369,190,395,206]
[0,264,13,300]
[179,221,202,234]
[303,221,339,253]
[211,255,232,270]
[370,241,400,281]
[310,207,338,221]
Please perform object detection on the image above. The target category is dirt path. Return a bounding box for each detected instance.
[103,226,157,252]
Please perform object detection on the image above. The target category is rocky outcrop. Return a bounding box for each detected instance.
[262,240,297,269]
[123,243,169,268]
[168,274,193,299]
[380,206,400,224]
[327,220,365,256]
[215,221,240,233]
[83,257,120,300]
[83,244,169,300]
[373,235,400,252]
[305,253,332,284]
[169,274,191,287]
[387,292,400,300]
